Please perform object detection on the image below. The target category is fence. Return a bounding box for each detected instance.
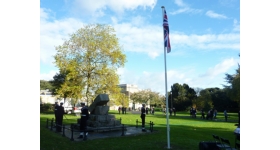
[135,119,155,132]
[46,118,126,141]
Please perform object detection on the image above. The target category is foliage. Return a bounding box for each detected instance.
[196,88,213,111]
[110,92,129,107]
[51,69,83,105]
[223,56,240,108]
[169,83,197,111]
[40,80,54,90]
[40,103,53,112]
[130,89,164,106]
[54,24,126,105]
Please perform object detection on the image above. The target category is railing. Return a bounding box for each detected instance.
[46,118,126,141]
[135,119,155,132]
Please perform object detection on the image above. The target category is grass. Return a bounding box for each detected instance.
[40,110,239,150]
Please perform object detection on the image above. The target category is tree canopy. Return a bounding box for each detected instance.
[53,24,127,105]
[130,89,164,107]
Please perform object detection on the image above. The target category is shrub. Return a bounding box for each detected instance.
[40,103,54,113]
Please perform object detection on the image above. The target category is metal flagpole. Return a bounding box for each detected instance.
[161,6,170,149]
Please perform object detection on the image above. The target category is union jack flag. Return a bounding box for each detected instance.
[163,9,171,53]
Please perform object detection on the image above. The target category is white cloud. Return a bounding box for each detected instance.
[113,19,239,58]
[40,70,57,81]
[206,10,228,19]
[170,7,202,15]
[174,0,186,7]
[171,33,240,50]
[171,0,202,15]
[118,58,239,95]
[200,58,238,78]
[72,0,157,16]
[40,7,239,67]
[113,22,163,58]
[233,19,240,31]
[40,8,84,65]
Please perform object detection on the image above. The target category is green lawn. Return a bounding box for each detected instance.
[40,110,239,150]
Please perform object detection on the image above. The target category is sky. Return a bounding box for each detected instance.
[40,0,240,95]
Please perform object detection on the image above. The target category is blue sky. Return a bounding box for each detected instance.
[40,0,240,95]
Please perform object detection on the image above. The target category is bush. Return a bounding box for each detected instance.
[40,103,54,113]
[154,107,162,112]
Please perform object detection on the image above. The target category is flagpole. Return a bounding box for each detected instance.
[161,6,170,149]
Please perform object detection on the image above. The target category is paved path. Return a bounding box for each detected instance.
[49,125,156,142]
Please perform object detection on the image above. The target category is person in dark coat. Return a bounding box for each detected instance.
[201,110,205,119]
[224,109,228,122]
[78,102,89,138]
[141,104,146,132]
[118,107,121,114]
[173,107,176,116]
[122,106,125,114]
[169,108,173,116]
[54,101,59,126]
[56,102,64,132]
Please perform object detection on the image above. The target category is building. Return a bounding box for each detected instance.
[40,89,57,104]
[40,84,144,111]
[117,84,145,111]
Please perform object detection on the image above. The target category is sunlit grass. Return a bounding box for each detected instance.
[40,110,239,150]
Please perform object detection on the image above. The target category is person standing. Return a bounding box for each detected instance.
[122,106,124,114]
[224,109,228,122]
[201,110,205,119]
[173,107,176,116]
[56,102,64,132]
[78,102,89,139]
[118,107,121,114]
[214,109,218,119]
[141,104,146,132]
[54,101,59,127]
[151,107,155,115]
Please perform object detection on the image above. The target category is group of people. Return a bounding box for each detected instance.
[199,108,228,121]
[162,107,176,116]
[54,101,89,139]
[145,107,155,115]
[118,107,127,114]
[190,107,197,118]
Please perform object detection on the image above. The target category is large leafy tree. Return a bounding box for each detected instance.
[130,89,163,107]
[54,24,126,105]
[111,92,129,107]
[170,83,196,111]
[196,88,213,111]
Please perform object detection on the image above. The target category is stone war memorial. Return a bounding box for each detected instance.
[76,94,123,131]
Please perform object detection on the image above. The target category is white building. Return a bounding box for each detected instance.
[40,89,57,104]
[116,84,145,111]
[40,84,144,111]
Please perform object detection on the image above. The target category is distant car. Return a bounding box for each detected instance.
[73,103,82,115]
